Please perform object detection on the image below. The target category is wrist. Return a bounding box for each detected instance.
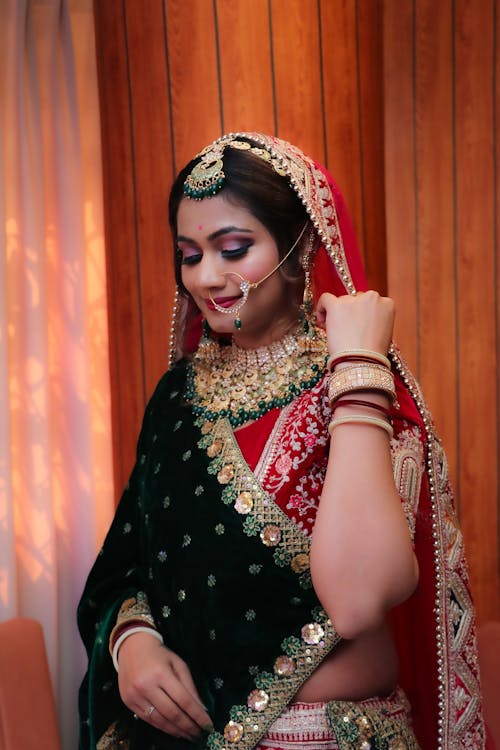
[112,626,164,672]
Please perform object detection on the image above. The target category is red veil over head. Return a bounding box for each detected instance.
[169,133,486,749]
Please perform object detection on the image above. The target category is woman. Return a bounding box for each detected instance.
[78,133,486,749]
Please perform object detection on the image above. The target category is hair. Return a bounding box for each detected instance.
[168,137,311,296]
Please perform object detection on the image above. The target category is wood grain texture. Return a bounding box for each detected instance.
[165,0,221,168]
[414,0,457,490]
[356,0,387,294]
[93,0,146,486]
[454,0,499,620]
[384,0,500,622]
[384,0,418,371]
[124,0,175,398]
[270,0,325,161]
[216,0,275,134]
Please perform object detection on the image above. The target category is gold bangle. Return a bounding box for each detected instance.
[328,414,394,439]
[328,364,396,404]
[327,349,391,370]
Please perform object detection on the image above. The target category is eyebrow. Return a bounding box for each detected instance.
[176,226,254,243]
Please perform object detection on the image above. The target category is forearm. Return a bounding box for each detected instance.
[310,400,418,638]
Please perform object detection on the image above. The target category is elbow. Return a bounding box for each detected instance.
[311,554,419,641]
[321,598,387,640]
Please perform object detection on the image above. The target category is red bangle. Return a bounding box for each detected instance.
[109,620,157,654]
[330,397,392,418]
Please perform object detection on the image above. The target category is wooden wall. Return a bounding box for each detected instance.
[384,0,500,623]
[93,0,499,623]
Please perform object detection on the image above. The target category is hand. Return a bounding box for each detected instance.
[315,290,395,357]
[117,632,213,740]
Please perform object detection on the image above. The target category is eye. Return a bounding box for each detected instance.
[178,247,202,266]
[221,244,251,260]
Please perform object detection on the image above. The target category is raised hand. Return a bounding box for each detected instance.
[315,290,395,357]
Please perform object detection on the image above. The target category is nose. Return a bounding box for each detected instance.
[195,254,226,290]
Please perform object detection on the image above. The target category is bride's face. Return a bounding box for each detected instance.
[176,194,299,347]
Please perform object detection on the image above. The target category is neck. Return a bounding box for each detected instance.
[231,312,300,349]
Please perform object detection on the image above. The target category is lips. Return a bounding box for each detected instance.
[205,296,242,311]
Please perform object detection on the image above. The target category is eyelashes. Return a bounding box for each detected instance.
[179,244,252,266]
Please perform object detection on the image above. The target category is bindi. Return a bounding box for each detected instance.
[198,225,203,231]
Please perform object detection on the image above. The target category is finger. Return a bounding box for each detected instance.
[157,665,213,730]
[172,657,210,714]
[315,292,336,327]
[150,688,206,739]
[147,701,199,741]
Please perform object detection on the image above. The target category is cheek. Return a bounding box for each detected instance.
[239,252,280,284]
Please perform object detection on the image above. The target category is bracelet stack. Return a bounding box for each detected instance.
[109,592,164,672]
[326,349,395,438]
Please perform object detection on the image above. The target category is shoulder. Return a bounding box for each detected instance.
[143,359,190,420]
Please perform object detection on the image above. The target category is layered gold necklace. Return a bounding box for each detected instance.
[185,323,328,427]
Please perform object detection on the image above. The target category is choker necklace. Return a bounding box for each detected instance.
[185,323,328,427]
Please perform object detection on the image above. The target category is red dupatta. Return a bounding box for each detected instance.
[169,133,487,750]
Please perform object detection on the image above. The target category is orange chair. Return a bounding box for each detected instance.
[478,621,500,750]
[0,617,61,750]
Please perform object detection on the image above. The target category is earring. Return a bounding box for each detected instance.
[196,318,220,363]
[300,227,316,320]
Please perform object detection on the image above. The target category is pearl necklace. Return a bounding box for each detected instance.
[185,325,328,427]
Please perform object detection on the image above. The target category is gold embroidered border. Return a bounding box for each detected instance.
[199,417,311,581]
[206,610,340,750]
[197,417,341,750]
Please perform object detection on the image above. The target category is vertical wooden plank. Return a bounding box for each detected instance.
[496,0,500,602]
[414,0,457,488]
[93,0,145,490]
[320,0,364,264]
[165,0,221,169]
[124,0,176,399]
[270,0,325,162]
[356,0,386,293]
[384,0,418,371]
[454,0,499,621]
[216,0,275,135]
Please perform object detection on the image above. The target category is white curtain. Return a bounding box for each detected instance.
[0,0,114,747]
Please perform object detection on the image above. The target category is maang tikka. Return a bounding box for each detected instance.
[183,138,287,200]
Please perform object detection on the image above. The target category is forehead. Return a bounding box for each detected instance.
[176,194,264,236]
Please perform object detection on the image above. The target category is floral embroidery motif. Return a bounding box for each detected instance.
[257,377,330,537]
[390,426,424,543]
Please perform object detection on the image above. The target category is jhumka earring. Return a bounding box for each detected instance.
[297,227,324,355]
[196,318,220,363]
[301,227,316,321]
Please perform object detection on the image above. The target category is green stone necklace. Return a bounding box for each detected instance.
[185,323,328,428]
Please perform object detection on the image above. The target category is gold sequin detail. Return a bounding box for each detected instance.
[247,689,270,712]
[260,524,282,547]
[274,655,296,676]
[201,421,212,435]
[224,721,244,742]
[207,439,223,458]
[235,491,254,514]
[301,622,325,645]
[217,464,235,484]
[290,552,310,574]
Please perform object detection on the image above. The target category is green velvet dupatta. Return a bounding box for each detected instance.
[78,362,340,750]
